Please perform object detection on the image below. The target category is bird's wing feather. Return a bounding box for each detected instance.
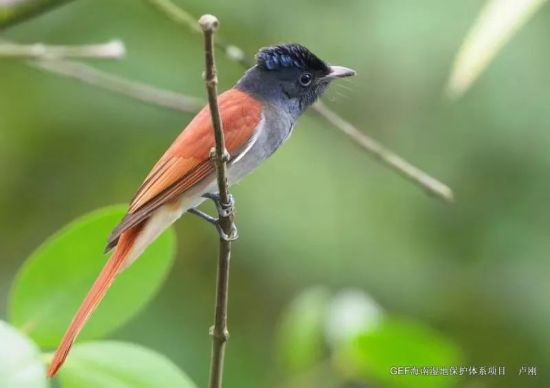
[107,89,262,249]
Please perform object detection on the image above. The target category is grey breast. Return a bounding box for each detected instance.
[228,102,295,184]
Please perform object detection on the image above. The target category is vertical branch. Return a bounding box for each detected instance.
[199,14,235,388]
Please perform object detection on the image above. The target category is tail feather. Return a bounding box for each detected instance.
[47,225,142,378]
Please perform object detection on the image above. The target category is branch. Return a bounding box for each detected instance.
[199,14,235,388]
[28,59,203,113]
[4,0,454,202]
[313,101,454,202]
[146,0,201,34]
[0,40,125,59]
[147,0,250,67]
[0,36,202,112]
[144,0,454,202]
[0,0,75,29]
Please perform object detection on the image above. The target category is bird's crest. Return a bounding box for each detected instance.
[256,43,329,73]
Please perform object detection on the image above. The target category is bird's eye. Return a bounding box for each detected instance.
[299,72,313,86]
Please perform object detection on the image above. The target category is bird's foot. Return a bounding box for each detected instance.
[218,223,239,241]
[202,192,235,218]
[189,205,238,242]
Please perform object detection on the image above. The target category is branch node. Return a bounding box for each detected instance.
[207,77,218,88]
[199,14,219,32]
[209,148,229,163]
[209,325,230,341]
[222,150,230,162]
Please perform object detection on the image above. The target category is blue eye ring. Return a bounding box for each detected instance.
[299,72,313,86]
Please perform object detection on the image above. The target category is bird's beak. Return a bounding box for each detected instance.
[326,65,356,79]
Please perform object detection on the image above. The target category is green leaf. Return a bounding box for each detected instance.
[338,318,462,387]
[447,0,548,98]
[276,287,330,373]
[9,206,176,349]
[57,341,196,388]
[0,321,48,388]
[325,289,383,348]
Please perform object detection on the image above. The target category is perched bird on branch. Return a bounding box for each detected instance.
[47,43,355,377]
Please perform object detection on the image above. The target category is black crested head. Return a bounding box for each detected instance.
[256,43,330,74]
[237,43,354,118]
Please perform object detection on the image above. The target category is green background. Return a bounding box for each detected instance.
[1,0,549,387]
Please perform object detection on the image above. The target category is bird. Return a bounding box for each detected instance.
[47,43,355,377]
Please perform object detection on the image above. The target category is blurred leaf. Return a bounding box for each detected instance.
[9,206,176,348]
[0,320,48,388]
[338,318,462,388]
[325,289,383,348]
[446,0,547,98]
[276,287,330,373]
[57,341,196,388]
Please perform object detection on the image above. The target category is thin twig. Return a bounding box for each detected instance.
[144,0,454,202]
[199,14,235,388]
[29,59,204,113]
[146,0,201,34]
[147,0,250,67]
[0,40,125,59]
[313,101,454,202]
[0,36,202,111]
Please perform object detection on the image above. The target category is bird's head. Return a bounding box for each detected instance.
[237,44,355,116]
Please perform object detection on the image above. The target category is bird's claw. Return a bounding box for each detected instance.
[203,192,236,218]
[217,223,239,241]
[190,193,238,241]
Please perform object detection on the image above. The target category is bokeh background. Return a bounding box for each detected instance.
[1,0,549,387]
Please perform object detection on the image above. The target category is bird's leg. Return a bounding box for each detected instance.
[188,193,238,241]
[188,208,218,226]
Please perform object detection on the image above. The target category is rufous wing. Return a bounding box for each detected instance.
[106,89,262,250]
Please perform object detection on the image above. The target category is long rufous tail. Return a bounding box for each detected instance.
[47,225,142,378]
